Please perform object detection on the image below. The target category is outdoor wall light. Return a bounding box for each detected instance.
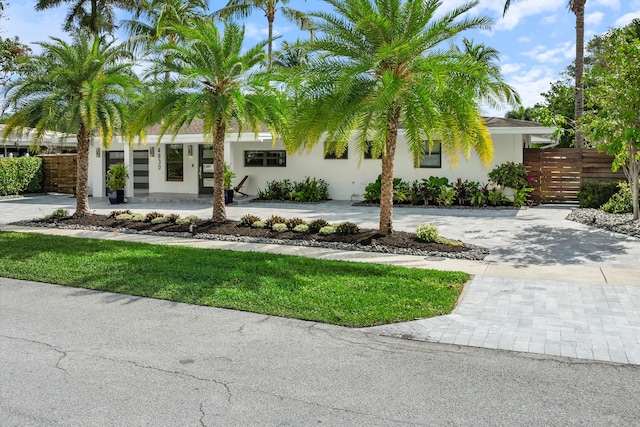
[187,145,193,157]
[95,148,101,158]
[149,146,155,157]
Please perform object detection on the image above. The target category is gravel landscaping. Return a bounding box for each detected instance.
[566,208,640,238]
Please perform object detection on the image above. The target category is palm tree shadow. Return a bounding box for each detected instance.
[490,225,630,267]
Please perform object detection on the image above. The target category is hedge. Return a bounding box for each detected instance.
[0,157,43,196]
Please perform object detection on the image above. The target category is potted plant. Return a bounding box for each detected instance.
[223,162,236,205]
[106,163,128,204]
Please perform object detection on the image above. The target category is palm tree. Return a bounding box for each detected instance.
[504,0,586,148]
[35,0,142,35]
[132,19,286,222]
[286,0,515,235]
[212,0,310,68]
[2,32,139,216]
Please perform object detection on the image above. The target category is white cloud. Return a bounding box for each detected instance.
[591,0,621,10]
[585,11,605,26]
[523,42,574,65]
[501,63,522,74]
[541,15,558,25]
[616,12,640,27]
[244,22,270,40]
[518,36,531,43]
[489,0,563,31]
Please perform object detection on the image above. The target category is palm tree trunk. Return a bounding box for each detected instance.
[573,0,586,149]
[74,122,91,217]
[379,108,401,235]
[628,144,640,220]
[267,13,274,68]
[212,120,227,222]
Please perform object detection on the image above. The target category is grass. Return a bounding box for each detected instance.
[0,231,470,327]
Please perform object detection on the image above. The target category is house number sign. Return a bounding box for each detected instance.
[157,147,162,170]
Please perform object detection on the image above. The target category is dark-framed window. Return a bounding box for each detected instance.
[244,150,286,167]
[419,141,442,168]
[363,141,374,159]
[324,143,348,159]
[166,144,184,181]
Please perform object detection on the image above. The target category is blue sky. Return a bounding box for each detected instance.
[2,0,640,115]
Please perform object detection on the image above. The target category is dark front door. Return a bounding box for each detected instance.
[199,145,214,194]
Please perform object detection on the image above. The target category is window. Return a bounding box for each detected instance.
[324,143,348,159]
[363,141,374,159]
[419,141,441,168]
[166,144,184,181]
[244,150,286,167]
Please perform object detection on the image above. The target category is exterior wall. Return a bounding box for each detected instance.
[92,130,528,201]
[231,132,524,200]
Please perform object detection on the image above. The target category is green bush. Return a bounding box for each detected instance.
[307,218,329,233]
[145,211,164,222]
[116,213,133,220]
[363,175,411,204]
[336,221,360,235]
[252,220,266,229]
[488,162,529,190]
[416,223,439,243]
[272,223,289,233]
[257,178,329,202]
[131,213,146,222]
[0,157,43,195]
[286,217,305,230]
[239,214,261,227]
[151,216,170,224]
[319,226,336,235]
[293,224,309,233]
[42,208,69,220]
[601,182,633,214]
[577,181,621,208]
[436,185,455,206]
[265,215,287,229]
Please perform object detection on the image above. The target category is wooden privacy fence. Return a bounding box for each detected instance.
[524,148,625,204]
[39,154,77,194]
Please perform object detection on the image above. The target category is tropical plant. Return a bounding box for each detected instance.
[600,182,633,214]
[34,0,143,35]
[131,19,285,222]
[416,223,439,243]
[239,213,261,227]
[2,33,139,217]
[105,163,128,190]
[577,181,621,209]
[285,0,515,235]
[335,221,360,235]
[212,0,310,68]
[307,218,329,233]
[488,162,529,189]
[436,185,455,206]
[504,0,586,148]
[223,163,236,190]
[512,187,533,207]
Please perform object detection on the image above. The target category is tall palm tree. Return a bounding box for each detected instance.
[286,0,515,235]
[2,33,139,216]
[212,0,310,68]
[35,0,142,35]
[132,19,286,222]
[504,0,586,148]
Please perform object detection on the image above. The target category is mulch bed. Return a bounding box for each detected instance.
[37,214,470,254]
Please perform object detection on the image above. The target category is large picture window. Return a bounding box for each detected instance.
[166,144,184,181]
[244,150,286,167]
[419,141,442,168]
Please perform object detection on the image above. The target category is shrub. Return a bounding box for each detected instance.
[336,221,360,235]
[257,178,330,202]
[252,220,266,228]
[307,218,329,233]
[286,217,306,230]
[108,209,132,218]
[363,175,409,204]
[601,182,633,214]
[151,216,170,224]
[416,223,439,243]
[145,211,164,222]
[577,181,621,208]
[131,213,146,222]
[436,185,455,206]
[513,187,533,207]
[319,225,336,235]
[167,213,181,223]
[264,215,287,229]
[42,208,69,220]
[116,213,133,220]
[0,157,43,196]
[272,223,289,233]
[488,162,529,189]
[293,224,309,233]
[487,189,509,206]
[239,214,261,227]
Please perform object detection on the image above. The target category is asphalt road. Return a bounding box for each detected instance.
[2,278,639,426]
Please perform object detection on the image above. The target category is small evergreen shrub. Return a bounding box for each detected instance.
[286,217,306,230]
[252,220,266,228]
[42,208,69,220]
[416,223,439,243]
[577,181,621,208]
[272,223,289,232]
[151,216,170,224]
[116,213,133,220]
[264,215,287,229]
[108,209,132,218]
[336,221,360,235]
[145,211,164,222]
[131,213,146,222]
[293,224,309,233]
[0,157,43,196]
[176,215,199,225]
[488,162,530,189]
[257,178,329,202]
[307,218,329,233]
[319,225,336,235]
[601,182,633,214]
[239,214,261,227]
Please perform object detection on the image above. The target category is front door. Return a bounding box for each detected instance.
[199,145,214,194]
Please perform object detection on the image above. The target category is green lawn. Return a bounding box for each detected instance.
[0,231,469,327]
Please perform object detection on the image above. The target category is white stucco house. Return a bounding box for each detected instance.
[3,119,553,201]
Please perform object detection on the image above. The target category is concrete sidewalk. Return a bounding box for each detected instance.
[1,194,640,365]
